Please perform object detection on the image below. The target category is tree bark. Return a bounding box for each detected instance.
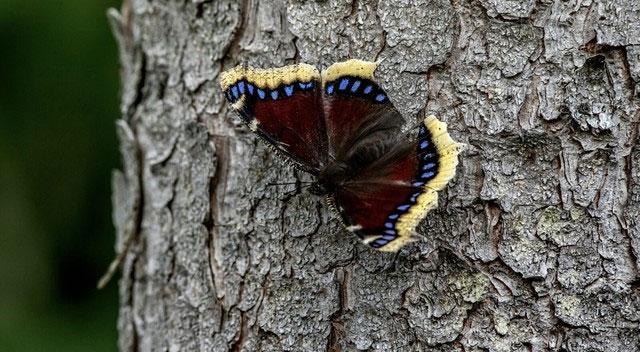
[109,0,640,351]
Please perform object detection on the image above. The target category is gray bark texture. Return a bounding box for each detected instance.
[108,0,640,351]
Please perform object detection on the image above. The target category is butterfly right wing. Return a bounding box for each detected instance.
[221,63,328,173]
[321,60,404,157]
[333,115,465,252]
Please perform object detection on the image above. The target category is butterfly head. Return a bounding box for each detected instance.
[307,182,326,196]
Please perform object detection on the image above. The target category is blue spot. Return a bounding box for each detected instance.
[257,89,266,99]
[285,85,294,96]
[410,192,421,202]
[423,153,435,160]
[423,163,436,170]
[231,86,239,99]
[226,90,232,101]
[306,82,313,89]
[384,222,393,228]
[420,140,429,149]
[271,90,279,100]
[397,204,410,211]
[339,78,349,90]
[299,82,307,89]
[375,94,386,102]
[421,171,435,179]
[388,214,399,220]
[413,181,425,187]
[238,81,245,94]
[382,234,396,241]
[384,230,396,235]
[374,239,388,246]
[327,84,334,94]
[364,85,373,94]
[419,126,426,135]
[351,80,361,92]
[247,83,254,95]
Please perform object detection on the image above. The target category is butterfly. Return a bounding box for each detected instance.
[220,59,464,251]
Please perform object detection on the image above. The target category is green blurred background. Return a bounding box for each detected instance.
[1,0,121,350]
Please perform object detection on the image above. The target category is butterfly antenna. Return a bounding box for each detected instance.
[266,181,298,187]
[265,181,314,188]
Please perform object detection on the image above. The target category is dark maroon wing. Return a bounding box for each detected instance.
[221,63,328,174]
[334,115,464,252]
[321,60,404,157]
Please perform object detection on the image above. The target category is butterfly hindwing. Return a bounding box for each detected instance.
[334,115,464,252]
[221,63,328,173]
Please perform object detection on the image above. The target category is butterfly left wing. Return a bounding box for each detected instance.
[221,63,328,173]
[333,115,465,252]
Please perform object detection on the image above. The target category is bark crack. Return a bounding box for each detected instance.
[373,0,387,62]
[222,0,250,63]
[327,267,349,352]
[208,136,230,302]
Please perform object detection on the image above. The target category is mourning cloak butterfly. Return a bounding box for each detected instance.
[220,59,464,251]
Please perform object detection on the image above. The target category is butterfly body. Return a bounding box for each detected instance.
[221,60,464,251]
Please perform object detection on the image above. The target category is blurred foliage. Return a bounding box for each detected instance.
[0,0,121,350]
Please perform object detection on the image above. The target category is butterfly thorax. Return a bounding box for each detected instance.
[309,161,351,196]
[309,135,401,196]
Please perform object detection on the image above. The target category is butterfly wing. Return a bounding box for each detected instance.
[221,63,328,173]
[334,115,465,252]
[321,60,404,157]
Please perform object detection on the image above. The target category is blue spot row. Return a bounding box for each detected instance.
[324,77,387,104]
[415,125,438,183]
[372,123,441,249]
[225,79,315,102]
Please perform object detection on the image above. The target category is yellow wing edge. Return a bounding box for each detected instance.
[321,59,380,83]
[380,115,465,252]
[220,63,320,91]
[220,59,380,91]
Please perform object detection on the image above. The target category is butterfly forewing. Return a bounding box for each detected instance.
[321,60,404,157]
[221,64,328,173]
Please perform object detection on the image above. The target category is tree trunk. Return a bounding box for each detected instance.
[108,0,640,351]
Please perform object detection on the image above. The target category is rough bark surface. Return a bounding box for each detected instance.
[109,0,640,351]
